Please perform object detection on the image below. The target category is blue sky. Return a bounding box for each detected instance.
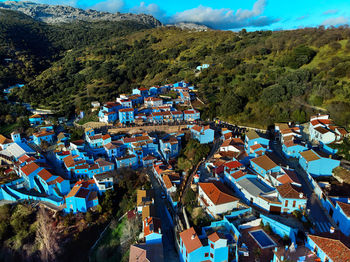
[3,0,350,30]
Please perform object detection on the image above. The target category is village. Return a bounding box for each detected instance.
[0,80,350,262]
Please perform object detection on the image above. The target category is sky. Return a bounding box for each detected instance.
[3,0,350,30]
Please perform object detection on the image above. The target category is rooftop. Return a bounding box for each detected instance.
[199,181,238,205]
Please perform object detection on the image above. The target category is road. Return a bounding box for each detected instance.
[270,141,334,233]
[199,138,221,182]
[148,170,179,262]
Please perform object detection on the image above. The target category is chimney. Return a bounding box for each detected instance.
[158,228,161,234]
[286,165,289,170]
[330,226,335,233]
[191,234,196,240]
[299,193,303,198]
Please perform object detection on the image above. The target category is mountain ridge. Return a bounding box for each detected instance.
[0,1,162,27]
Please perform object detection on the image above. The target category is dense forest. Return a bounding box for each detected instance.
[2,9,350,129]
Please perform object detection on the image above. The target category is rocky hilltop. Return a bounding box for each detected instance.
[0,1,162,27]
[168,22,210,31]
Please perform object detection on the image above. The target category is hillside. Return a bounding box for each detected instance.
[10,25,350,128]
[1,10,350,128]
[0,1,161,26]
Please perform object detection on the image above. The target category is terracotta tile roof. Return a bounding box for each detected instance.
[66,186,80,198]
[152,111,171,116]
[279,168,300,184]
[276,183,306,199]
[18,154,36,163]
[145,97,162,101]
[191,125,202,132]
[224,160,243,170]
[137,189,154,206]
[21,162,40,176]
[250,154,278,171]
[129,243,164,262]
[199,181,238,205]
[336,127,348,136]
[250,144,263,151]
[95,158,113,167]
[163,175,173,189]
[104,142,117,150]
[314,126,331,134]
[337,201,350,217]
[102,134,111,140]
[75,188,90,198]
[300,150,320,162]
[179,227,202,253]
[37,169,53,181]
[308,235,350,262]
[171,111,182,115]
[184,110,198,114]
[143,217,161,237]
[224,132,233,139]
[119,108,134,112]
[208,232,226,242]
[230,170,247,180]
[29,114,42,119]
[33,130,54,138]
[63,155,75,167]
[0,134,12,145]
[47,176,64,185]
[246,130,260,140]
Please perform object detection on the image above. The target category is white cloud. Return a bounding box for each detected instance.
[130,2,166,20]
[322,9,339,15]
[322,16,349,26]
[168,0,278,29]
[90,0,124,13]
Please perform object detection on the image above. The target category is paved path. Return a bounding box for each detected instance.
[148,170,179,262]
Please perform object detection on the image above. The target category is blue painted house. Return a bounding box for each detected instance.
[184,109,200,122]
[116,154,138,169]
[160,135,179,161]
[250,154,280,178]
[189,125,215,144]
[282,139,308,159]
[179,227,229,262]
[118,108,135,124]
[29,114,43,126]
[299,149,340,177]
[305,234,350,262]
[33,130,55,146]
[276,183,307,214]
[244,130,270,152]
[132,87,149,97]
[65,180,99,213]
[332,201,350,237]
[143,217,162,244]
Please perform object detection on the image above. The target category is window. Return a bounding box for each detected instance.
[210,253,214,258]
[285,200,288,207]
[205,253,209,257]
[325,258,329,262]
[293,201,296,208]
[210,243,214,249]
[314,246,318,254]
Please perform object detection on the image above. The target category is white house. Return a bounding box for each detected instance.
[144,97,163,108]
[198,181,239,217]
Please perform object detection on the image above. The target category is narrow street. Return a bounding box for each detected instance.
[270,142,334,233]
[147,170,179,262]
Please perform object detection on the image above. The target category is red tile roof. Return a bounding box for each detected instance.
[230,170,247,180]
[119,108,134,112]
[33,130,54,138]
[143,217,161,237]
[224,160,243,170]
[179,227,202,253]
[208,232,226,242]
[37,169,53,181]
[21,162,40,176]
[199,181,238,205]
[337,201,350,217]
[308,235,350,262]
[276,183,306,199]
[250,154,278,171]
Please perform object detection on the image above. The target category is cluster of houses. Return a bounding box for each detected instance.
[97,81,201,124]
[173,120,350,261]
